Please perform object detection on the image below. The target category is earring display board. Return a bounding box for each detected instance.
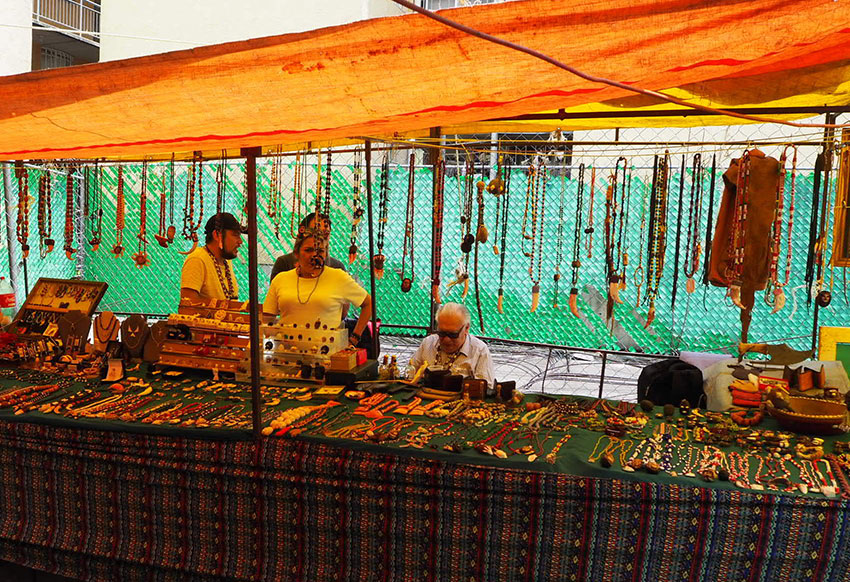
[12,278,108,337]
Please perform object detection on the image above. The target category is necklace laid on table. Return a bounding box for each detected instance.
[15,163,30,258]
[568,164,586,317]
[373,154,390,279]
[296,266,323,304]
[644,152,670,327]
[37,169,54,257]
[205,246,238,300]
[348,149,364,264]
[112,165,126,257]
[63,164,76,260]
[431,158,446,304]
[132,161,151,268]
[400,153,416,293]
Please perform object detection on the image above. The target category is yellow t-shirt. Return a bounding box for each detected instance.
[263,267,367,328]
[180,246,239,301]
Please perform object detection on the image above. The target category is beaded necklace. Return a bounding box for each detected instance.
[526,161,547,313]
[683,154,704,293]
[204,246,237,300]
[644,152,670,327]
[323,150,332,218]
[400,152,416,292]
[179,153,203,255]
[37,169,54,257]
[726,150,751,308]
[765,145,797,313]
[633,183,647,306]
[568,164,586,317]
[132,161,151,268]
[553,168,566,309]
[495,162,510,313]
[702,154,717,287]
[669,155,687,315]
[268,149,282,238]
[605,157,628,308]
[290,152,304,238]
[585,166,596,258]
[155,161,170,248]
[373,153,390,279]
[348,149,364,264]
[460,156,475,255]
[112,165,125,257]
[15,163,30,258]
[63,164,76,259]
[473,179,485,332]
[432,158,445,304]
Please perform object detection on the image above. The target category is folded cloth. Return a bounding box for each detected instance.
[732,397,762,407]
[730,388,762,403]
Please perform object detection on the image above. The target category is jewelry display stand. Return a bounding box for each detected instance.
[121,314,150,360]
[92,311,120,353]
[12,278,108,337]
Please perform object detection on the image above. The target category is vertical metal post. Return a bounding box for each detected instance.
[365,141,378,358]
[427,127,441,331]
[540,347,553,395]
[597,351,608,399]
[812,112,837,352]
[2,164,20,296]
[241,147,263,438]
[73,167,87,278]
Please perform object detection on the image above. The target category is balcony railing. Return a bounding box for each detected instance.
[33,0,100,45]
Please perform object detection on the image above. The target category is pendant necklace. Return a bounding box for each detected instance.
[155,160,170,247]
[268,148,282,238]
[460,156,475,256]
[553,167,566,309]
[568,164,585,317]
[63,164,76,260]
[88,162,103,251]
[473,178,486,332]
[296,266,323,304]
[765,145,796,313]
[618,164,632,294]
[373,153,390,279]
[168,154,176,243]
[726,150,751,309]
[645,152,670,327]
[38,169,55,257]
[132,160,151,268]
[15,163,30,258]
[585,166,596,258]
[179,152,202,256]
[348,148,364,264]
[683,154,704,294]
[290,152,304,239]
[670,155,687,314]
[495,160,511,313]
[605,157,627,311]
[112,165,126,257]
[205,246,237,300]
[400,153,416,293]
[632,181,648,307]
[432,158,446,304]
[528,160,547,313]
[323,150,332,218]
[701,154,717,288]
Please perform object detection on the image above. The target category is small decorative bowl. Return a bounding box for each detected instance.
[766,396,847,435]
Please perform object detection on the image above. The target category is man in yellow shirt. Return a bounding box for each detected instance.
[180,213,244,303]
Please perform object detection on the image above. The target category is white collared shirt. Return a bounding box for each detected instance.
[408,333,495,390]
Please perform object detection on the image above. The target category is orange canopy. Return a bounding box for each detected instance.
[0,0,848,161]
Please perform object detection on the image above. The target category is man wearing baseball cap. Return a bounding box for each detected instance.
[180,212,245,302]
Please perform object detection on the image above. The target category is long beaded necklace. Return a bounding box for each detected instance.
[702,154,717,288]
[179,153,203,255]
[633,182,648,306]
[268,149,282,238]
[524,160,547,312]
[644,152,670,327]
[432,158,446,304]
[670,155,687,314]
[204,246,237,300]
[155,161,170,248]
[726,150,751,309]
[132,161,151,268]
[568,163,586,317]
[605,157,627,308]
[373,153,390,279]
[112,165,125,257]
[290,152,304,239]
[473,178,486,332]
[495,162,510,313]
[459,156,475,255]
[585,166,596,258]
[765,145,797,313]
[37,169,54,257]
[348,149,364,264]
[552,168,566,309]
[15,163,30,258]
[63,164,76,260]
[88,162,103,251]
[400,152,416,293]
[683,154,704,294]
[323,150,332,218]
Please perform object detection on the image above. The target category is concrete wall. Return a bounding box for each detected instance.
[100,0,407,61]
[0,0,32,75]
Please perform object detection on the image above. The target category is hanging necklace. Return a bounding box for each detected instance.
[168,154,176,243]
[568,163,585,317]
[64,164,76,260]
[765,145,797,313]
[726,150,752,309]
[155,160,170,247]
[268,148,282,238]
[645,152,670,327]
[348,149,364,264]
[401,153,416,293]
[683,154,704,294]
[460,156,475,255]
[132,160,151,268]
[112,165,125,257]
[179,152,202,256]
[670,155,687,316]
[528,160,547,313]
[702,154,717,288]
[432,158,446,304]
[495,160,510,313]
[605,157,627,310]
[373,153,390,279]
[323,150,332,218]
[473,179,486,332]
[632,181,648,306]
[290,152,304,239]
[37,169,55,257]
[89,162,104,251]
[204,246,237,300]
[585,166,596,258]
[296,266,323,304]
[553,168,566,309]
[15,163,30,258]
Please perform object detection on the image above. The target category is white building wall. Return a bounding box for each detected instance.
[100,0,406,61]
[0,0,33,75]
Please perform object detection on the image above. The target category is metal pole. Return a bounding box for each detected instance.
[365,141,378,358]
[597,351,608,399]
[540,347,553,395]
[812,112,837,353]
[73,167,87,278]
[2,164,20,296]
[241,147,263,438]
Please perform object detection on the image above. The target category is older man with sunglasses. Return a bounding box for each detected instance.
[408,302,495,390]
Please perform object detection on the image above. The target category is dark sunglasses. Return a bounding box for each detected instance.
[436,325,467,339]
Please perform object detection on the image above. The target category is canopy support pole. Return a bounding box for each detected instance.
[365,141,378,358]
[242,147,263,439]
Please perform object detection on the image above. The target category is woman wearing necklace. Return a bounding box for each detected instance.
[263,228,372,347]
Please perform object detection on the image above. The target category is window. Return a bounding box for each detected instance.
[41,47,73,70]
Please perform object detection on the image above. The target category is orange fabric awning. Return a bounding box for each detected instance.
[0,0,848,161]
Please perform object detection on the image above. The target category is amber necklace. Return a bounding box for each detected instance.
[37,169,54,257]
[432,158,446,304]
[290,152,304,239]
[568,164,585,316]
[15,163,30,258]
[112,165,125,257]
[132,161,151,268]
[460,156,475,256]
[373,153,390,279]
[495,162,510,313]
[179,153,203,255]
[348,149,364,264]
[205,246,237,300]
[765,145,797,312]
[525,161,547,313]
[63,164,76,260]
[683,154,704,294]
[644,152,670,327]
[584,166,596,258]
[553,167,566,309]
[268,149,282,238]
[400,152,416,293]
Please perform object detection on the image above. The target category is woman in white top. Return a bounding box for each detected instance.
[263,229,372,347]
